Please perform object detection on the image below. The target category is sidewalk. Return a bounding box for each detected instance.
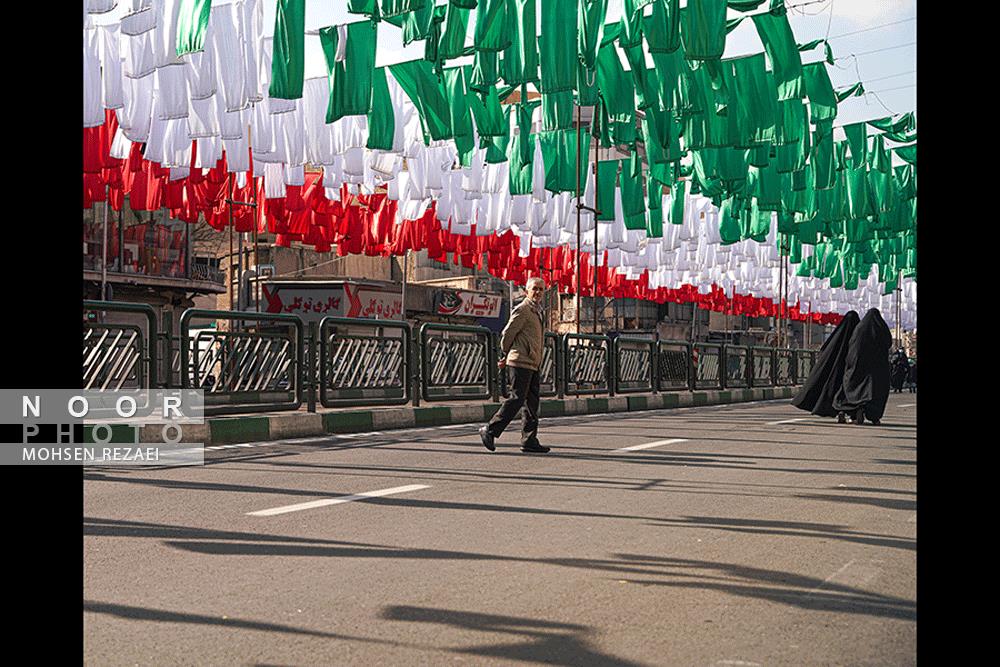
[138,385,799,446]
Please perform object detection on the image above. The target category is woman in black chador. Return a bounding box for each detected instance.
[791,311,860,418]
[832,308,893,425]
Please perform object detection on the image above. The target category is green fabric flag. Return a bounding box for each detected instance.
[401,1,437,44]
[802,61,837,125]
[381,0,426,17]
[868,112,914,134]
[508,102,539,194]
[775,97,804,145]
[439,3,471,60]
[467,75,507,137]
[320,21,377,123]
[539,0,578,92]
[843,122,867,168]
[749,163,781,211]
[730,52,778,146]
[680,0,728,61]
[443,68,476,165]
[867,169,893,213]
[542,90,575,131]
[451,0,478,8]
[670,178,687,225]
[646,181,664,237]
[469,50,500,91]
[868,133,890,173]
[752,8,803,101]
[176,0,212,56]
[844,166,871,219]
[423,5,448,63]
[595,160,619,221]
[621,152,646,225]
[624,43,660,111]
[797,38,834,65]
[484,105,511,163]
[596,42,636,119]
[579,0,608,70]
[894,144,917,165]
[348,0,380,18]
[501,0,539,85]
[650,48,685,111]
[389,60,454,142]
[474,0,513,52]
[367,68,395,151]
[539,129,591,193]
[645,0,681,54]
[269,0,306,100]
[835,82,864,102]
[883,127,917,143]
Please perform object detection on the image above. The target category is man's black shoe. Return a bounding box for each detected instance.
[479,426,496,452]
[521,442,550,454]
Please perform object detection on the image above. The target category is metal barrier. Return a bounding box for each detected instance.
[750,346,774,387]
[563,334,612,396]
[83,301,158,390]
[774,349,794,385]
[614,336,656,394]
[496,332,560,399]
[420,323,493,402]
[723,345,749,389]
[179,309,304,415]
[795,349,816,384]
[318,317,411,408]
[693,342,723,389]
[657,340,691,391]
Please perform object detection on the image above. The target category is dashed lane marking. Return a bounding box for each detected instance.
[246,484,431,517]
[614,438,689,453]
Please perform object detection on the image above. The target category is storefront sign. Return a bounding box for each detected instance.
[434,289,503,319]
[261,282,402,322]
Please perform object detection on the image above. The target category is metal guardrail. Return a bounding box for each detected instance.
[83,300,158,390]
[750,346,774,387]
[179,309,304,415]
[657,340,691,391]
[723,344,749,389]
[693,343,723,390]
[614,336,656,394]
[795,349,816,384]
[774,348,794,385]
[319,317,411,408]
[563,334,612,396]
[86,301,818,411]
[496,332,560,399]
[420,323,493,402]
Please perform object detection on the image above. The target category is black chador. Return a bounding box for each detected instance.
[833,308,892,424]
[791,311,860,417]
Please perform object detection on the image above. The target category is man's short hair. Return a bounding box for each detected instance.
[526,276,546,289]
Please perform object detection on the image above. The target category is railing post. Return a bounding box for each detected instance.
[489,332,499,403]
[411,327,421,407]
[306,320,317,413]
[556,334,565,399]
[652,333,660,394]
[159,312,170,389]
[607,336,615,398]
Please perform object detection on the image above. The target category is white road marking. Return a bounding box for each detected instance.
[805,559,857,598]
[247,484,431,517]
[899,403,915,408]
[765,417,809,425]
[440,424,472,429]
[614,438,689,453]
[716,661,762,666]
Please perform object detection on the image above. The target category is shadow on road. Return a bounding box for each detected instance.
[378,605,647,667]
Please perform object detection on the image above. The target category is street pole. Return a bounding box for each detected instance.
[228,175,234,316]
[593,125,599,334]
[575,103,582,336]
[401,250,408,322]
[100,194,109,303]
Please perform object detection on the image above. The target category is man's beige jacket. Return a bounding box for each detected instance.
[500,299,545,371]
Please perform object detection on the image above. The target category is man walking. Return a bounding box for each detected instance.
[479,277,550,454]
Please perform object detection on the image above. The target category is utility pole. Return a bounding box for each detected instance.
[575,103,582,335]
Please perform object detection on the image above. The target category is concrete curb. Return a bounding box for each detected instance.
[139,385,799,446]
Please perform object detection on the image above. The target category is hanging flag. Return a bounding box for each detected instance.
[269,0,306,100]
[175,0,212,56]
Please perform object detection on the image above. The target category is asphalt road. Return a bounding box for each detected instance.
[84,394,917,666]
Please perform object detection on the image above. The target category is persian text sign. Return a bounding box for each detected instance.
[434,290,503,318]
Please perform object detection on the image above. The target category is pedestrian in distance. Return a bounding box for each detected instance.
[906,358,917,393]
[479,276,550,454]
[791,310,860,424]
[832,308,893,425]
[890,348,909,393]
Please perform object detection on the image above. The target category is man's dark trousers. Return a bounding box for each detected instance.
[487,366,541,446]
